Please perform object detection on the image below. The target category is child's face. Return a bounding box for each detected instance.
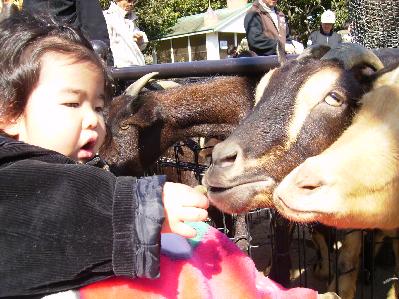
[8,52,106,163]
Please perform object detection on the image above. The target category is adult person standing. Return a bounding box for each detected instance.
[307,10,342,48]
[244,0,296,56]
[103,0,148,67]
[22,0,110,49]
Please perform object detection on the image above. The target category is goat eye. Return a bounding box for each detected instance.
[324,92,344,107]
[120,123,130,130]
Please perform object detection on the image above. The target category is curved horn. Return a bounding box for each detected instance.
[321,43,384,71]
[124,71,159,97]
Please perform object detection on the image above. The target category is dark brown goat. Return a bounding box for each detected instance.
[203,44,383,213]
[100,74,257,176]
[203,43,385,288]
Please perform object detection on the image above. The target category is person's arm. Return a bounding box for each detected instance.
[307,31,316,47]
[134,30,148,51]
[0,150,164,297]
[244,11,278,55]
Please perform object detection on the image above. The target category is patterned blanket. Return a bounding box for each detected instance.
[47,222,318,299]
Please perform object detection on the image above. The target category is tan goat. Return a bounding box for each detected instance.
[274,63,399,298]
[274,63,399,229]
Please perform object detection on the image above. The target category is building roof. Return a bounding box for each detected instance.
[159,4,251,40]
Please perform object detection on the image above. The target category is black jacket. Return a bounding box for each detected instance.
[22,0,110,47]
[0,135,165,297]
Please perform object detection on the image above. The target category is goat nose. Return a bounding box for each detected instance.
[211,141,242,168]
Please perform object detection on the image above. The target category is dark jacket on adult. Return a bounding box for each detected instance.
[22,0,110,47]
[0,135,165,297]
[308,27,342,48]
[244,0,290,56]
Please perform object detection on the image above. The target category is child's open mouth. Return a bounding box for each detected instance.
[78,139,97,160]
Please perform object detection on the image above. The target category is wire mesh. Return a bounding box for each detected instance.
[349,0,399,48]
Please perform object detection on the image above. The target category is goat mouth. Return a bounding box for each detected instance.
[273,194,327,224]
[206,179,276,213]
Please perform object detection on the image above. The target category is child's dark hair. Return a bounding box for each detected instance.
[0,12,111,128]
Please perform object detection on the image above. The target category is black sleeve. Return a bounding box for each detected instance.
[76,0,110,46]
[22,0,110,46]
[0,158,165,297]
[244,11,278,56]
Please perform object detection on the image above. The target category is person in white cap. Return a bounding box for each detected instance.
[307,9,342,48]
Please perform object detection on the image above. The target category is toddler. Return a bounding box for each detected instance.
[0,13,208,297]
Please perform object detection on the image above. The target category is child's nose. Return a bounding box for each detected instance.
[83,109,99,129]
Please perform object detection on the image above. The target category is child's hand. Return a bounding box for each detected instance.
[162,182,209,238]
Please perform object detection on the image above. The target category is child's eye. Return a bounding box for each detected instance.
[63,103,80,108]
[95,106,104,113]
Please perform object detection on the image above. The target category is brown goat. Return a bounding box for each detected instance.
[99,73,259,251]
[100,74,257,176]
[202,43,386,289]
[203,43,383,214]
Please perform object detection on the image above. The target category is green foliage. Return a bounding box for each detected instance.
[99,0,110,10]
[134,0,226,41]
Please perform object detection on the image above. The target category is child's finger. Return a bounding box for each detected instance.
[180,207,208,222]
[171,222,198,238]
[182,192,209,209]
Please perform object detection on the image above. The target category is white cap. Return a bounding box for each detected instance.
[321,10,336,24]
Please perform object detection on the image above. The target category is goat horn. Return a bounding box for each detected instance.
[124,71,159,97]
[321,43,384,71]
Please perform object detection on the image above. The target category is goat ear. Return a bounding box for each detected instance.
[297,45,331,60]
[374,63,399,88]
[277,41,287,65]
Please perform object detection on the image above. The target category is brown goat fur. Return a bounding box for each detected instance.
[100,76,257,176]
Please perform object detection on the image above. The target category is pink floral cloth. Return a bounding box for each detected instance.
[78,222,318,299]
